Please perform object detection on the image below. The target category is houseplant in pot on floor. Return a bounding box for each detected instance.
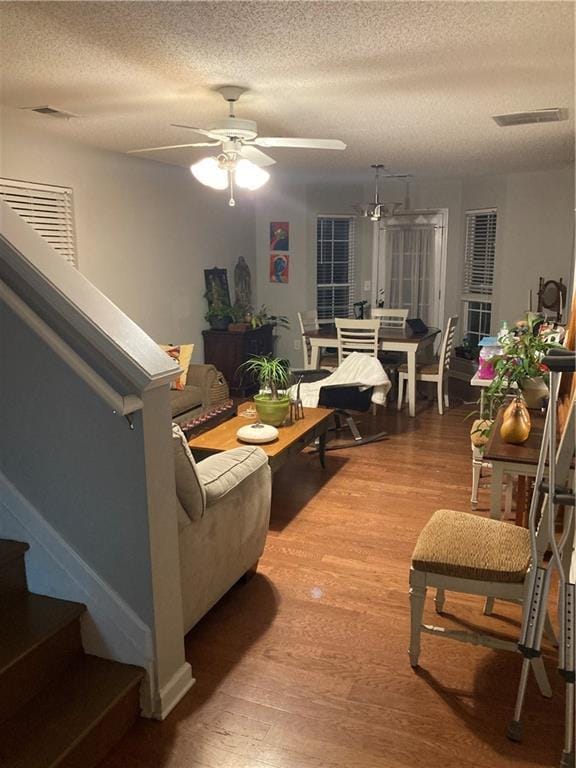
[241,355,291,426]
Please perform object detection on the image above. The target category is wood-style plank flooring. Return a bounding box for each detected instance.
[100,401,563,768]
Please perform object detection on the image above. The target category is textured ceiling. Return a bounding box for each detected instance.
[0,1,574,179]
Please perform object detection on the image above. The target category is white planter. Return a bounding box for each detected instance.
[520,376,549,409]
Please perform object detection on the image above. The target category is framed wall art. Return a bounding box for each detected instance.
[269,253,289,284]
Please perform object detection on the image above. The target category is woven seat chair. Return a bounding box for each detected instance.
[397,315,458,415]
[408,508,553,699]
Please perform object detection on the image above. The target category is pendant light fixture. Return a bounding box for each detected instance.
[356,164,412,221]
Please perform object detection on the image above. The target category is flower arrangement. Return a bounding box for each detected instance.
[472,313,562,440]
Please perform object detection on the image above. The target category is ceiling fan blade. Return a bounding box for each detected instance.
[239,145,276,167]
[253,137,346,150]
[128,141,221,154]
[170,124,221,139]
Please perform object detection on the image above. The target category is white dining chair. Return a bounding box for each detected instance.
[297,310,337,370]
[371,308,409,390]
[397,315,458,415]
[371,307,409,328]
[408,508,553,703]
[335,318,381,365]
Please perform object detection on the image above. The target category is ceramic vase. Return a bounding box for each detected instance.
[500,396,531,444]
[253,393,291,427]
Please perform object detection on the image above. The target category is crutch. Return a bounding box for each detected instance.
[507,348,576,758]
[546,353,576,768]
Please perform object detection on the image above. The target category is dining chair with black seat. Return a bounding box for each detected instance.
[335,317,381,365]
[371,308,409,395]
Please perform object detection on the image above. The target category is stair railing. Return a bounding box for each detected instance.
[1,279,143,418]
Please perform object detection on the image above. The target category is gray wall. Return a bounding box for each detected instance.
[0,300,154,623]
[0,115,257,355]
[254,166,574,363]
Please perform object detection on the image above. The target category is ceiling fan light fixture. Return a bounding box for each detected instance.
[190,157,228,190]
[234,158,270,190]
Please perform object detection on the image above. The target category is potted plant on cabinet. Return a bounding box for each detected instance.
[240,355,292,426]
[204,284,233,330]
[473,313,562,442]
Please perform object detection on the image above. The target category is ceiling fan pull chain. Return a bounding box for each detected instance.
[228,170,236,207]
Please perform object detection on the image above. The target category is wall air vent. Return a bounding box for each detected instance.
[20,106,78,119]
[492,108,568,127]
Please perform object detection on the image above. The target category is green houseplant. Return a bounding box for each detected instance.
[475,314,561,440]
[204,288,233,331]
[240,354,291,426]
[250,304,290,331]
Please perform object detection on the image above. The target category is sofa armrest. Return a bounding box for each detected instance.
[185,363,219,408]
[196,446,269,507]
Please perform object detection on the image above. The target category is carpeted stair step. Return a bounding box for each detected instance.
[0,654,144,768]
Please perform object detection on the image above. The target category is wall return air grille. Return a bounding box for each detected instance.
[0,178,78,267]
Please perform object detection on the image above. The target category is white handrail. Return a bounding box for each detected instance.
[0,279,143,417]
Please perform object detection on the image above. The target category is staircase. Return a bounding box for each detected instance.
[0,539,144,768]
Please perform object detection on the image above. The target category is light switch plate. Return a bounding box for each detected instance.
[293,339,301,350]
[363,280,371,291]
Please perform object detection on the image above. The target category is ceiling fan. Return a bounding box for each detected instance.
[128,86,347,206]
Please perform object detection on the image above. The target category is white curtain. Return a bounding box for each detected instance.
[385,226,435,323]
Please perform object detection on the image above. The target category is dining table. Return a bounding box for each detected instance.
[303,324,441,417]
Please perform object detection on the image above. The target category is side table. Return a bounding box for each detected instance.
[483,406,546,526]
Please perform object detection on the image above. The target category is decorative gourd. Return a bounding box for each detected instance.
[500,396,531,444]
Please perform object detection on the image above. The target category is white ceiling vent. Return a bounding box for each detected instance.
[492,108,568,127]
[20,105,78,119]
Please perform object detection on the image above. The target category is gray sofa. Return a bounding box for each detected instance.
[170,363,221,423]
[172,424,272,633]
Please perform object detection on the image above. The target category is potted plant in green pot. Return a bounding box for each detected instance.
[240,355,291,426]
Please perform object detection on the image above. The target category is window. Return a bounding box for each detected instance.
[0,178,77,267]
[461,208,497,346]
[316,215,356,321]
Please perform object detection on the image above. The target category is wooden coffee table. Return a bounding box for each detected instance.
[187,402,334,473]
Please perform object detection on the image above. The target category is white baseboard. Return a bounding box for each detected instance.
[0,471,180,716]
[149,662,195,720]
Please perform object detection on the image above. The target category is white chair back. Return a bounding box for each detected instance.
[297,311,320,368]
[335,318,380,365]
[438,315,459,371]
[371,307,409,328]
[297,310,319,335]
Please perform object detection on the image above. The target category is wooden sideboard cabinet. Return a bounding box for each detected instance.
[202,325,274,396]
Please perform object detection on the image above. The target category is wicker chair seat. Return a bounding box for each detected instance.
[411,509,530,583]
[398,360,439,374]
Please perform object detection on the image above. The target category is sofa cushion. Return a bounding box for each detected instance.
[172,423,206,522]
[197,446,269,508]
[160,344,194,390]
[170,385,204,418]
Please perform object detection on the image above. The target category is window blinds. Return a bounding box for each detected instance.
[0,178,77,267]
[462,209,496,296]
[316,216,356,321]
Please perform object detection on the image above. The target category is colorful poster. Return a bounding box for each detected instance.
[269,253,289,284]
[270,221,289,251]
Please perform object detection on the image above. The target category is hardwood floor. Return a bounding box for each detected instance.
[100,401,564,768]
